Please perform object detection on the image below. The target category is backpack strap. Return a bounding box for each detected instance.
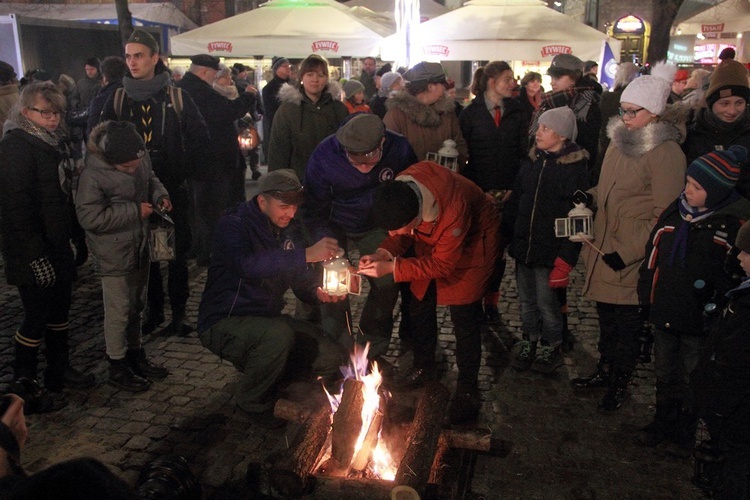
[168,86,183,124]
[113,87,125,120]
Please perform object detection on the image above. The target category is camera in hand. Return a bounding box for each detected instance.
[136,455,201,500]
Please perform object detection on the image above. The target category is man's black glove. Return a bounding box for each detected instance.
[602,251,626,271]
[572,189,593,207]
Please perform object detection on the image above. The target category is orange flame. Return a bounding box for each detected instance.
[323,342,397,479]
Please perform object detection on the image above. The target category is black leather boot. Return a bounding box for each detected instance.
[570,359,611,389]
[667,408,698,458]
[633,399,679,446]
[43,330,95,391]
[108,358,151,392]
[8,377,67,414]
[598,370,631,414]
[166,310,193,337]
[126,348,169,380]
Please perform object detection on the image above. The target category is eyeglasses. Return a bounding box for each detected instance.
[28,107,61,119]
[618,107,645,119]
[346,144,383,167]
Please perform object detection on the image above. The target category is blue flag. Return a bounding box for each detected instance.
[599,42,618,91]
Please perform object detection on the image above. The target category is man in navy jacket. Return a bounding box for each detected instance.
[198,169,344,428]
[304,114,417,361]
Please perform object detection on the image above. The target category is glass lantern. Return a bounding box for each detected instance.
[554,202,594,242]
[149,208,176,262]
[238,127,259,152]
[322,249,361,296]
[425,139,459,171]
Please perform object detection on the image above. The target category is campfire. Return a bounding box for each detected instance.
[318,343,397,480]
[261,344,501,498]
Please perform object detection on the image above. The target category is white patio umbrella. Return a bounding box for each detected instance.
[170,0,393,57]
[380,0,613,63]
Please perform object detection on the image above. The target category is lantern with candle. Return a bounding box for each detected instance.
[426,139,459,171]
[322,249,361,296]
[554,202,594,242]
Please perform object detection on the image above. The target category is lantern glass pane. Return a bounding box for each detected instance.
[555,218,570,238]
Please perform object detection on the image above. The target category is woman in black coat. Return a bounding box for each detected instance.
[0,82,93,412]
[459,61,529,324]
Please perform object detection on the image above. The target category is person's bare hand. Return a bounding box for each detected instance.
[358,260,394,278]
[358,249,391,269]
[316,287,346,303]
[141,202,153,219]
[1,394,28,449]
[160,198,173,212]
[306,237,339,263]
[245,84,258,95]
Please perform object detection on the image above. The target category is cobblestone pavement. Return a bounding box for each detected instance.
[0,231,706,499]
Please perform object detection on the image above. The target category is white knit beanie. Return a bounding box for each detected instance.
[620,61,677,116]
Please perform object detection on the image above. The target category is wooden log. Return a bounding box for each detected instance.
[274,398,496,452]
[311,475,395,499]
[331,378,366,467]
[350,409,384,472]
[265,403,332,497]
[429,432,451,485]
[394,381,450,493]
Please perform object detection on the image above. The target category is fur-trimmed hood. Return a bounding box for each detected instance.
[85,121,108,157]
[607,102,688,157]
[528,143,589,164]
[277,81,343,106]
[385,91,456,128]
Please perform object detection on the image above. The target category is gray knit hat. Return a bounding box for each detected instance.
[380,71,402,91]
[271,56,289,73]
[538,107,578,141]
[344,79,365,99]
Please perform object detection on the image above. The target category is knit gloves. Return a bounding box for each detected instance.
[29,256,56,288]
[548,257,573,288]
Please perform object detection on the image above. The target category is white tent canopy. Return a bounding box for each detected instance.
[381,0,613,62]
[0,2,197,32]
[673,0,750,35]
[170,0,392,57]
[343,0,449,21]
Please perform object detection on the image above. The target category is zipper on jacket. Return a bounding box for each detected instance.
[525,158,547,263]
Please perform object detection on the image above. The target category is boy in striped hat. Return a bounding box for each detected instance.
[635,145,748,454]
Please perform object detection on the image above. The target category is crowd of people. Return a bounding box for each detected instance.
[1,31,750,497]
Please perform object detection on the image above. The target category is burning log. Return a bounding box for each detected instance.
[331,378,366,468]
[394,381,450,493]
[350,409,384,473]
[264,403,332,497]
[273,398,497,452]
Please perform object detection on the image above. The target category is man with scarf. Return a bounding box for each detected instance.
[99,30,211,336]
[529,54,602,183]
[636,145,748,455]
